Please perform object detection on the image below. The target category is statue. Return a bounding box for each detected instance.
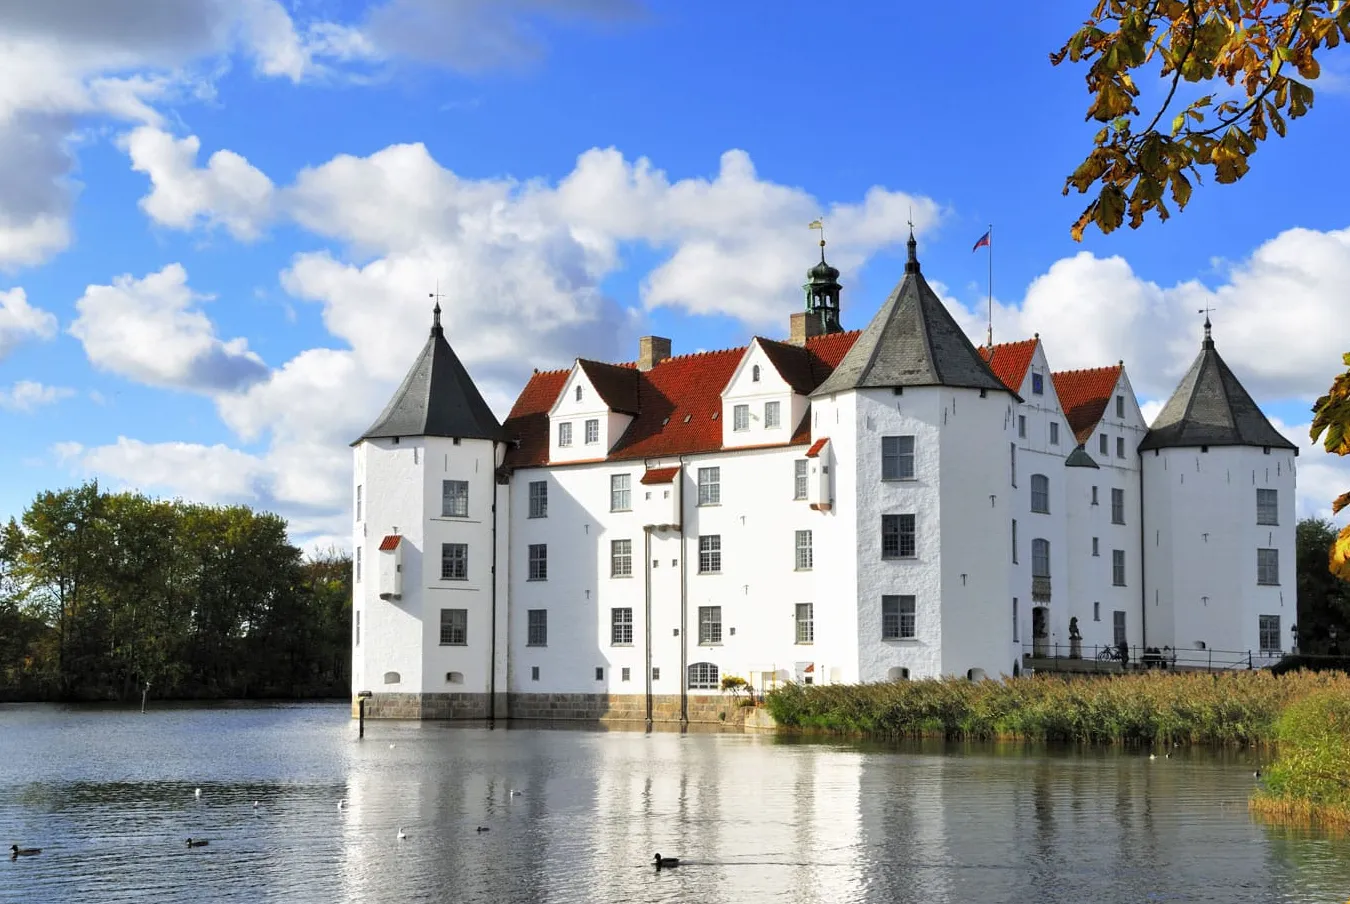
[1068,616,1082,659]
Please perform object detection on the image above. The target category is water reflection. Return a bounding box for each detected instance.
[2,704,1348,904]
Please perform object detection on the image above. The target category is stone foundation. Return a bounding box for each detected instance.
[353,692,754,726]
[353,692,490,720]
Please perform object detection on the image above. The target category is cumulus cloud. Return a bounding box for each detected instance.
[56,436,269,503]
[68,263,269,392]
[0,380,74,412]
[1270,417,1350,525]
[0,286,58,359]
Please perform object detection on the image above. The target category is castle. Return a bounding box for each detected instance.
[350,234,1297,721]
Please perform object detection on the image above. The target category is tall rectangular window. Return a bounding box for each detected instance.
[1011,519,1018,563]
[795,603,814,644]
[610,473,631,511]
[528,480,548,518]
[1092,537,1100,557]
[1012,598,1019,643]
[1092,485,1099,505]
[1256,488,1278,525]
[1030,474,1049,513]
[1094,601,1101,621]
[1099,433,1108,456]
[585,418,600,445]
[1116,436,1125,459]
[794,459,808,499]
[698,535,721,573]
[795,530,813,570]
[528,543,548,581]
[440,608,467,645]
[1032,538,1050,578]
[355,547,362,582]
[1049,422,1059,446]
[1113,610,1127,646]
[733,404,750,431]
[1010,442,1017,487]
[355,484,362,521]
[611,539,632,577]
[1111,488,1125,524]
[697,467,720,505]
[1031,372,1044,394]
[882,595,916,639]
[355,610,361,646]
[882,436,916,480]
[881,514,916,559]
[1259,614,1281,653]
[1116,395,1125,418]
[1257,548,1280,585]
[764,400,781,428]
[611,608,633,645]
[527,609,548,646]
[442,479,469,517]
[698,606,722,644]
[1018,414,1027,438]
[1112,549,1126,586]
[558,421,572,447]
[441,543,468,580]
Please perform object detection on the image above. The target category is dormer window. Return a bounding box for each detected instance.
[575,385,583,402]
[1031,372,1044,395]
[733,404,750,432]
[765,401,780,428]
[752,365,761,382]
[558,422,573,447]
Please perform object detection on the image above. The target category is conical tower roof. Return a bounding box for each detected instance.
[812,233,1011,397]
[1138,320,1295,452]
[354,305,507,444]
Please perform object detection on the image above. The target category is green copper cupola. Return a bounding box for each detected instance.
[803,231,842,334]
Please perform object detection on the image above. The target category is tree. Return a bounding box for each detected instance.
[1053,1,1348,241]
[1296,518,1350,650]
[1311,358,1350,579]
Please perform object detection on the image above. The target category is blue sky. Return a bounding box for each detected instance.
[1,0,1347,548]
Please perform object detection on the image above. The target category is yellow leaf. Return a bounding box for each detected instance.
[1330,525,1350,581]
[1332,492,1350,515]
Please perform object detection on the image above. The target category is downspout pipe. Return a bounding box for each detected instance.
[1138,451,1147,655]
[489,440,500,726]
[644,525,653,731]
[678,456,688,728]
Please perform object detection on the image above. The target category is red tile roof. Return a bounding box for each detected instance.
[805,437,829,458]
[378,534,402,551]
[640,466,680,485]
[578,359,640,414]
[1052,365,1123,444]
[978,339,1039,394]
[502,331,860,469]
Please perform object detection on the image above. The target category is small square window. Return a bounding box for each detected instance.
[652,667,661,681]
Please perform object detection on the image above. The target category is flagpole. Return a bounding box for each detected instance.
[986,224,993,348]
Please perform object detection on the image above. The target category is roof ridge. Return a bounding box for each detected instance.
[1052,363,1123,377]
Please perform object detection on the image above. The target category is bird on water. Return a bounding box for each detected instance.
[476,826,490,833]
[11,845,41,858]
[397,827,407,840]
[653,853,680,869]
[194,788,202,798]
[186,838,209,848]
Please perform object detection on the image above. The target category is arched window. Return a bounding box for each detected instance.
[383,671,401,685]
[687,662,719,689]
[967,668,987,682]
[1032,539,1050,578]
[1030,474,1049,513]
[575,385,583,402]
[445,671,464,684]
[752,364,761,382]
[887,666,910,682]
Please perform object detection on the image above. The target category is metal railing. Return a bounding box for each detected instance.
[1021,643,1271,672]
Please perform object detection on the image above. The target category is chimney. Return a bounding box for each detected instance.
[789,311,826,347]
[638,336,671,371]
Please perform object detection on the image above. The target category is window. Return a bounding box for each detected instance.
[752,364,761,382]
[1116,436,1125,459]
[527,609,548,646]
[355,485,362,521]
[794,460,808,499]
[1032,372,1044,394]
[355,610,361,645]
[440,608,467,645]
[1111,488,1125,524]
[528,544,548,581]
[611,539,632,578]
[596,667,605,681]
[531,666,540,681]
[441,543,468,580]
[688,662,719,689]
[733,404,750,432]
[1018,414,1027,438]
[795,530,813,570]
[1259,614,1281,653]
[355,547,362,582]
[1112,549,1126,586]
[1099,433,1108,456]
[1011,519,1018,563]
[528,480,548,518]
[1092,537,1100,557]
[621,667,631,682]
[1032,539,1050,578]
[1049,422,1059,446]
[1094,601,1101,622]
[575,384,583,402]
[558,421,572,447]
[652,667,660,681]
[882,436,916,480]
[698,606,722,644]
[882,595,916,639]
[882,514,917,559]
[1257,488,1278,525]
[1030,474,1049,513]
[442,479,468,517]
[1116,395,1124,418]
[1257,548,1280,585]
[611,607,633,645]
[698,535,721,573]
[1010,442,1017,487]
[610,473,631,511]
[585,418,599,445]
[1012,598,1019,643]
[765,400,781,428]
[1113,611,1127,646]
[795,603,814,644]
[698,467,720,505]
[1091,485,1099,505]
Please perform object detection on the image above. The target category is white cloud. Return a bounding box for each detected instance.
[0,380,74,412]
[1268,417,1350,525]
[0,286,58,359]
[68,263,269,391]
[56,436,269,504]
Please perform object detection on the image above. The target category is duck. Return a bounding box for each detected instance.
[186,838,209,848]
[194,788,202,798]
[653,853,680,869]
[476,826,490,833]
[1254,769,1262,779]
[337,799,347,811]
[11,845,41,858]
[397,827,407,840]
[1149,753,1156,761]
[509,789,523,797]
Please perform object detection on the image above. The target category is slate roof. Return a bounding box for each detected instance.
[1052,365,1122,445]
[1064,444,1101,469]
[979,339,1039,393]
[357,309,507,444]
[1139,330,1296,452]
[813,236,1011,397]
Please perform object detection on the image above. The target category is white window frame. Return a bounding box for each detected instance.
[795,603,814,644]
[1099,433,1108,456]
[1259,614,1281,653]
[528,543,548,581]
[1030,474,1049,513]
[441,543,468,581]
[733,404,750,432]
[610,473,631,512]
[795,530,813,571]
[881,513,916,559]
[698,606,722,644]
[1049,422,1059,446]
[1257,548,1279,585]
[1032,539,1050,578]
[882,595,916,640]
[442,479,469,518]
[698,534,721,574]
[355,484,362,521]
[528,480,548,518]
[764,400,781,429]
[611,539,632,578]
[584,418,600,445]
[794,459,808,500]
[697,467,720,506]
[688,661,719,689]
[1256,488,1278,526]
[440,608,467,645]
[882,435,916,480]
[611,607,633,645]
[558,421,573,447]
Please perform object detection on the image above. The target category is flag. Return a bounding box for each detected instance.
[808,219,823,230]
[972,230,991,252]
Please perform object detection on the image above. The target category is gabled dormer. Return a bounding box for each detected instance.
[983,337,1071,453]
[548,358,639,463]
[1052,362,1148,466]
[720,338,808,449]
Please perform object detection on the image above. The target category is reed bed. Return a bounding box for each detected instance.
[1249,687,1350,830]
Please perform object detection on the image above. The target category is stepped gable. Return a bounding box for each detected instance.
[1139,325,1295,452]
[356,306,507,444]
[813,233,1011,397]
[501,331,859,469]
[979,338,1039,394]
[1052,364,1122,445]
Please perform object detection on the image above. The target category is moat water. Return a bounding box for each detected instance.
[2,702,1348,903]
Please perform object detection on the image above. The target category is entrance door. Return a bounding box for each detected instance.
[1032,606,1049,657]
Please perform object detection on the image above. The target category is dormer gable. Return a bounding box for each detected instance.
[721,338,803,449]
[984,337,1071,451]
[548,359,637,462]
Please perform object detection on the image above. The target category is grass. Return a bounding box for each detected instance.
[1249,687,1350,830]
